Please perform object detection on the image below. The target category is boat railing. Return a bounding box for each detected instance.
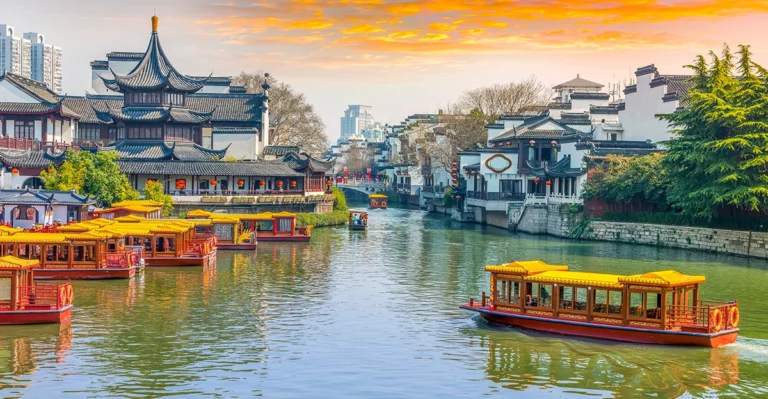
[666,300,738,333]
[17,283,72,310]
[126,246,145,264]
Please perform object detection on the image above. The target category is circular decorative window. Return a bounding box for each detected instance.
[485,154,513,174]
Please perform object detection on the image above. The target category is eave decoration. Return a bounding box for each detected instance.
[485,154,513,174]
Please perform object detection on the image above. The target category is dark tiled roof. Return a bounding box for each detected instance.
[570,92,610,100]
[490,114,583,143]
[228,85,247,93]
[213,127,260,134]
[0,101,74,116]
[97,140,227,161]
[528,155,584,178]
[90,60,109,70]
[548,102,572,110]
[664,76,694,106]
[0,189,93,205]
[623,85,637,94]
[102,32,209,93]
[106,52,144,60]
[463,163,480,172]
[0,149,67,168]
[590,105,620,115]
[62,93,263,124]
[553,76,604,90]
[635,65,658,76]
[116,160,302,177]
[617,102,626,111]
[263,146,300,156]
[283,152,334,173]
[575,140,659,156]
[191,76,231,85]
[485,123,505,129]
[467,147,519,154]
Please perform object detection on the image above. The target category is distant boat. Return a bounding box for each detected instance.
[349,210,368,231]
[461,260,739,347]
[369,194,388,209]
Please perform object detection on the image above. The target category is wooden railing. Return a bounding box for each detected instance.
[17,282,72,310]
[0,137,79,151]
[666,300,738,332]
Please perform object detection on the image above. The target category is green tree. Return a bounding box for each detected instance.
[661,45,768,217]
[144,181,174,216]
[582,153,670,209]
[330,187,348,211]
[40,150,139,207]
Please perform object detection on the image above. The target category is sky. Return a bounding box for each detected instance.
[4,0,768,142]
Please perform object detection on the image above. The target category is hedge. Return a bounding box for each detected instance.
[296,210,349,228]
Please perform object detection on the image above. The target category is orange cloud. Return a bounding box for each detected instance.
[429,23,457,32]
[420,33,450,41]
[343,24,385,34]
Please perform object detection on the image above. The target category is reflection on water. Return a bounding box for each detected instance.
[0,205,767,398]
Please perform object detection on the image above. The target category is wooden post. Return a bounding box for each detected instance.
[587,288,593,322]
[10,269,18,311]
[291,217,295,236]
[660,289,667,330]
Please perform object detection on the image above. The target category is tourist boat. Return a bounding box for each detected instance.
[369,194,388,209]
[187,209,312,243]
[0,256,73,324]
[349,210,368,231]
[0,230,143,280]
[461,261,739,347]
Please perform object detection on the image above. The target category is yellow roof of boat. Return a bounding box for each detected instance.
[272,211,296,218]
[618,270,705,287]
[187,209,213,218]
[0,256,38,269]
[527,270,625,289]
[0,225,23,234]
[0,232,106,244]
[369,194,388,199]
[110,200,164,208]
[485,260,569,275]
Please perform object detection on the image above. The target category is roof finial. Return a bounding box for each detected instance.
[152,15,159,33]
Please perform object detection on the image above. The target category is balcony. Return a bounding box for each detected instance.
[0,137,79,152]
[466,191,526,202]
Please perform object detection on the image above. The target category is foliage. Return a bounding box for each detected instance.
[222,155,241,162]
[201,196,228,203]
[601,211,768,232]
[660,44,768,218]
[331,187,348,211]
[296,210,349,228]
[232,196,256,204]
[40,150,139,207]
[343,146,374,172]
[443,186,455,207]
[582,153,671,209]
[232,71,328,156]
[143,181,174,216]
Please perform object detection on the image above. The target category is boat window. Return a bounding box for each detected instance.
[497,280,521,305]
[143,238,152,251]
[58,246,69,261]
[527,283,552,308]
[575,287,588,311]
[646,293,661,320]
[167,238,175,252]
[85,246,96,262]
[498,280,509,303]
[73,246,84,262]
[630,292,645,317]
[593,290,608,313]
[609,291,623,315]
[559,286,573,310]
[0,277,10,301]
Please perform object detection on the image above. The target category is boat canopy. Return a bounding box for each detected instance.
[618,271,705,287]
[527,270,624,289]
[0,256,38,270]
[485,260,568,275]
[369,194,388,199]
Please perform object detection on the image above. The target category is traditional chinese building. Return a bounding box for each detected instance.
[0,188,94,228]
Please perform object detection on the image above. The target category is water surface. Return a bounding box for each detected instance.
[1,207,767,398]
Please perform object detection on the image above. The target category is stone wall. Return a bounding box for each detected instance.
[486,211,508,229]
[517,205,548,234]
[580,221,768,259]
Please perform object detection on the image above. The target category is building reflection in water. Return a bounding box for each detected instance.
[473,329,740,398]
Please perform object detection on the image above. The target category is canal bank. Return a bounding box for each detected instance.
[448,202,768,261]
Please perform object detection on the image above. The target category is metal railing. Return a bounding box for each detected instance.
[466,191,525,201]
[172,189,305,196]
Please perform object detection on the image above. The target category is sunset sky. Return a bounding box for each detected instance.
[5,0,768,140]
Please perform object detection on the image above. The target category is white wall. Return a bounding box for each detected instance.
[0,79,37,102]
[212,133,256,160]
[479,152,520,193]
[619,73,679,143]
[571,98,608,113]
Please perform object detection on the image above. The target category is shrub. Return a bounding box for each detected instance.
[296,210,349,228]
[331,187,348,211]
[201,196,227,203]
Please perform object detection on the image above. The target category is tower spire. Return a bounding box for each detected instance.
[152,15,159,33]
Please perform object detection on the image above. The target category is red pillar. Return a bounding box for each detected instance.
[272,218,277,236]
[291,217,295,236]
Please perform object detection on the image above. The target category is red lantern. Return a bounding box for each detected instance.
[175,179,186,190]
[210,180,216,186]
[290,180,297,187]
[451,168,457,173]
[276,181,284,187]
[11,168,19,175]
[546,180,552,186]
[259,181,266,187]
[237,179,245,187]
[534,178,540,184]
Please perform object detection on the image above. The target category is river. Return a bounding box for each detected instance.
[1,207,767,398]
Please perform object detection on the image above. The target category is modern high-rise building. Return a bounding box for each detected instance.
[0,25,31,79]
[23,32,63,94]
[340,105,376,141]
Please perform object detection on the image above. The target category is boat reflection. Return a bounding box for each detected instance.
[470,326,740,398]
[0,324,72,389]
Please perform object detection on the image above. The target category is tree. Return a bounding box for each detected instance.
[660,44,768,218]
[343,146,374,172]
[40,150,139,207]
[582,153,671,209]
[144,181,174,216]
[454,76,550,117]
[232,72,329,156]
